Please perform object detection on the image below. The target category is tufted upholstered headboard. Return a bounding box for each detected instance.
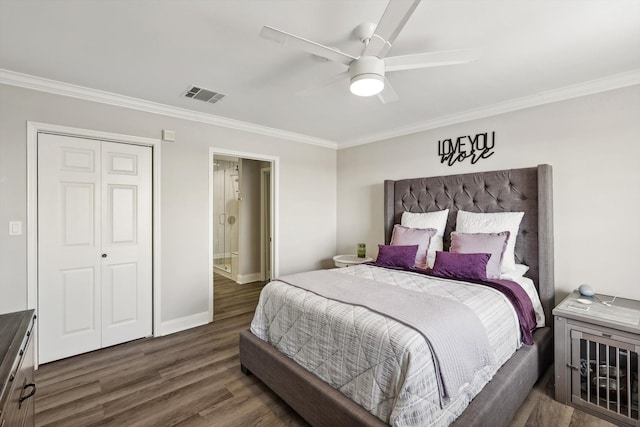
[383,165,555,327]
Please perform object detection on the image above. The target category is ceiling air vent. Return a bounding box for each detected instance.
[183,85,226,104]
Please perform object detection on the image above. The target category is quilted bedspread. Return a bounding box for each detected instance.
[250,264,522,426]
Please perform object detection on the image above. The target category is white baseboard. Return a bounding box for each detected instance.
[236,272,262,284]
[158,311,210,336]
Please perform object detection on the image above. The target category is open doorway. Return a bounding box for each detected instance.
[212,156,239,280]
[209,148,277,322]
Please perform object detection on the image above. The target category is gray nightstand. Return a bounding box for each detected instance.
[553,291,640,426]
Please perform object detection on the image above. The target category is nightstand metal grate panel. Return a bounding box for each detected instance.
[571,331,639,424]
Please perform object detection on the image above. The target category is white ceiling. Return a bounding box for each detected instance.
[1,0,639,148]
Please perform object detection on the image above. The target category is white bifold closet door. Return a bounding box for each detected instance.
[38,133,152,364]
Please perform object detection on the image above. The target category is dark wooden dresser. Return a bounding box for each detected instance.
[0,310,36,427]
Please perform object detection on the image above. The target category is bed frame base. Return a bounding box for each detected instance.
[239,330,386,427]
[239,165,555,426]
[240,328,552,427]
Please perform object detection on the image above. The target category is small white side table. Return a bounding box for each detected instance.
[333,254,373,268]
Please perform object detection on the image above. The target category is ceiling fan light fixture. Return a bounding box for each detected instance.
[350,74,384,97]
[262,3,477,103]
[349,56,385,97]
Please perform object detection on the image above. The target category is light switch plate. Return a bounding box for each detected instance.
[9,221,22,235]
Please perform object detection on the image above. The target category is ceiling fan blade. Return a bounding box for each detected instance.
[384,49,481,72]
[295,71,349,96]
[261,25,356,66]
[362,0,421,58]
[377,77,399,104]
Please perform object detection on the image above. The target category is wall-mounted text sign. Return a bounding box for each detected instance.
[438,131,495,166]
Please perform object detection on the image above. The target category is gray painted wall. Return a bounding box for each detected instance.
[336,86,640,302]
[0,84,337,322]
[3,81,637,324]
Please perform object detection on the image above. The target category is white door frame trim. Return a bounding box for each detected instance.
[259,166,271,281]
[209,147,279,322]
[26,122,162,365]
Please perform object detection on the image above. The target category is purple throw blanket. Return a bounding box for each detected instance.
[421,270,537,345]
[375,264,538,345]
[464,278,537,345]
[275,269,496,408]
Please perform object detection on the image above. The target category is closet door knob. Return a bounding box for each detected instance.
[102,254,107,258]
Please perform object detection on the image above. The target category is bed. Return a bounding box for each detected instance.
[239,165,554,426]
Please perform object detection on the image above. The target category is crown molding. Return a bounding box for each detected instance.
[3,68,638,151]
[0,69,339,150]
[339,69,640,149]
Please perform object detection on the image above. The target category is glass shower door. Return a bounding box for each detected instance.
[213,159,239,275]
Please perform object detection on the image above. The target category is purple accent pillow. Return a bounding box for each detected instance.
[375,244,419,269]
[450,231,510,279]
[390,224,437,269]
[432,251,491,281]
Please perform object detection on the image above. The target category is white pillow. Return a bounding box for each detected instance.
[500,263,530,280]
[401,209,449,268]
[455,210,524,273]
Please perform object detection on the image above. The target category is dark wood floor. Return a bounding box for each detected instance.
[35,274,615,427]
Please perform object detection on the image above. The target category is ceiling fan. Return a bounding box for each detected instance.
[260,0,480,103]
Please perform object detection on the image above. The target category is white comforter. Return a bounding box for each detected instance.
[250,264,522,426]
